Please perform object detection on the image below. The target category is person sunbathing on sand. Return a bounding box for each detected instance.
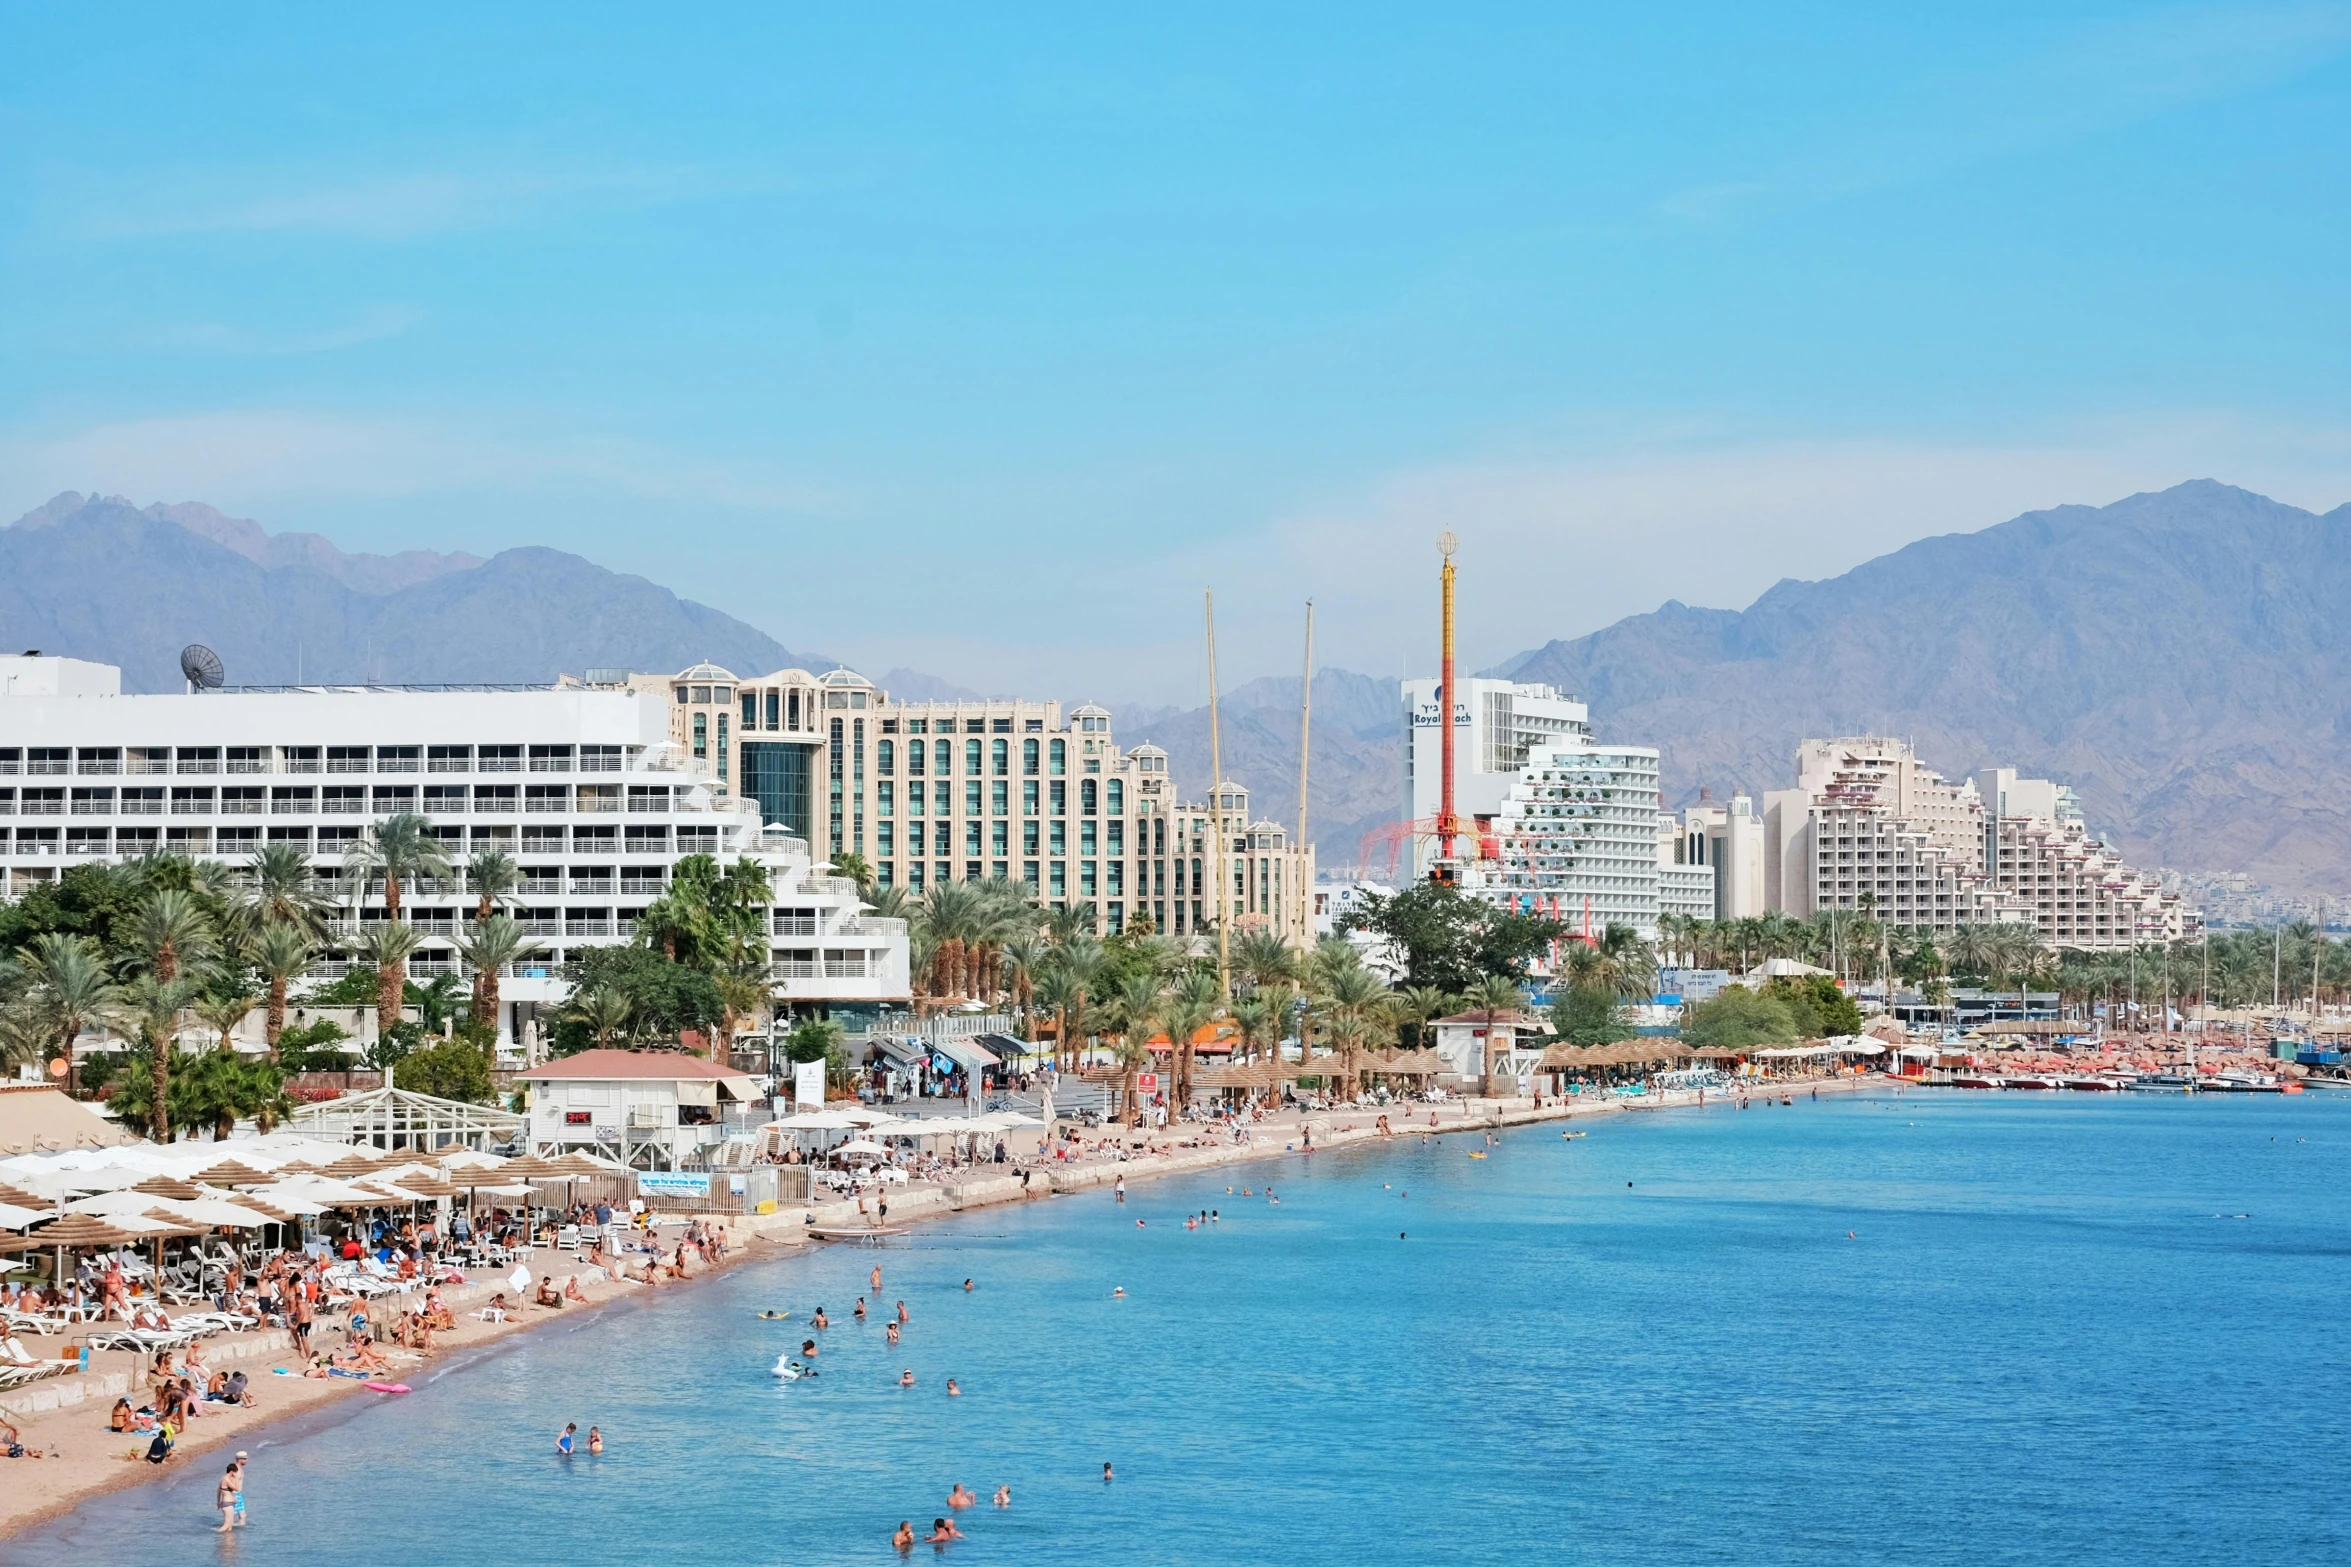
[535,1279,564,1308]
[564,1276,587,1302]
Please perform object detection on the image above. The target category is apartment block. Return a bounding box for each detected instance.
[637,663,1314,942]
[0,655,910,1057]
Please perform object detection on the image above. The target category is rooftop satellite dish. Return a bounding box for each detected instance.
[180,644,225,691]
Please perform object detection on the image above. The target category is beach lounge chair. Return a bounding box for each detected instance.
[2,1336,73,1382]
[556,1225,580,1253]
[1,1307,67,1337]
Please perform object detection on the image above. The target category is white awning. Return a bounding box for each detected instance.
[675,1080,719,1108]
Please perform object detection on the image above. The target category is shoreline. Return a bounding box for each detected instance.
[0,1075,1879,1542]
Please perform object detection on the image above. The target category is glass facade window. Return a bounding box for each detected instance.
[1051,821,1066,855]
[740,692,757,727]
[827,719,845,854]
[1023,780,1039,817]
[1050,861,1066,897]
[1023,821,1039,855]
[908,742,925,777]
[964,739,981,775]
[766,690,780,729]
[1081,779,1098,816]
[1023,738,1039,775]
[692,713,707,759]
[1107,779,1123,814]
[1107,821,1123,854]
[1023,860,1039,888]
[877,781,893,816]
[1106,902,1124,934]
[991,780,1008,817]
[878,740,894,775]
[964,780,981,816]
[933,781,949,814]
[991,739,1008,776]
[1081,861,1097,896]
[740,742,815,841]
[933,739,950,775]
[1049,739,1065,776]
[852,719,865,853]
[1081,821,1097,856]
[877,823,894,855]
[991,820,1008,855]
[716,715,728,783]
[1050,780,1066,816]
[1108,860,1124,895]
[964,820,982,855]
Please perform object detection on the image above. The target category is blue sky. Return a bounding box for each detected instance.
[2,4,2347,701]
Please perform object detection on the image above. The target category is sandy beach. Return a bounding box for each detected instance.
[1,1075,1877,1539]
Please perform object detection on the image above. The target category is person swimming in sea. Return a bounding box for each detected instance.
[854,1298,867,1320]
[757,1310,790,1320]
[586,1426,604,1455]
[948,1483,976,1508]
[812,1307,830,1329]
[993,1485,1010,1507]
[557,1422,576,1456]
[901,1369,916,1388]
[1111,1286,1125,1298]
[893,1520,915,1552]
[887,1321,902,1346]
[802,1339,820,1359]
[946,1379,961,1396]
[1102,1461,1115,1482]
[871,1264,884,1292]
[928,1517,963,1542]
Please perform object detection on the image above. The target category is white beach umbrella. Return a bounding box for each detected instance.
[832,1140,890,1159]
[0,1200,46,1230]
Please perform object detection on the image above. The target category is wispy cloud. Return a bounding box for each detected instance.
[1661,3,2351,222]
[62,160,756,242]
[134,303,427,357]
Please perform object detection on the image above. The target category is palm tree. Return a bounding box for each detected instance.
[344,812,454,920]
[566,986,636,1052]
[454,913,533,1035]
[193,992,259,1055]
[1396,984,1454,1051]
[1102,970,1165,1126]
[1231,930,1299,994]
[353,922,424,1044]
[1051,938,1105,1073]
[414,973,469,1036]
[113,972,200,1141]
[131,888,216,984]
[21,933,120,1095]
[465,850,523,923]
[1165,968,1222,1107]
[713,968,773,1059]
[999,933,1047,1034]
[828,851,877,897]
[231,841,338,945]
[1229,993,1277,1069]
[1464,973,1524,1097]
[0,1000,48,1076]
[1316,963,1395,1099]
[248,922,315,1062]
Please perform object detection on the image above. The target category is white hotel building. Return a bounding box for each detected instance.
[1400,676,1709,942]
[0,655,909,1057]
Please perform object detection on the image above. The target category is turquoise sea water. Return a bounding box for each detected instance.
[8,1090,2349,1566]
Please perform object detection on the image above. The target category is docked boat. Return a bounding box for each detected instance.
[1952,1075,2000,1090]
[2130,1073,2196,1093]
[2002,1076,2059,1090]
[2061,1076,2123,1091]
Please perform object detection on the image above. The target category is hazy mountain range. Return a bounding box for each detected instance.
[1120,481,2351,896]
[1,493,823,691]
[9,480,2345,894]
